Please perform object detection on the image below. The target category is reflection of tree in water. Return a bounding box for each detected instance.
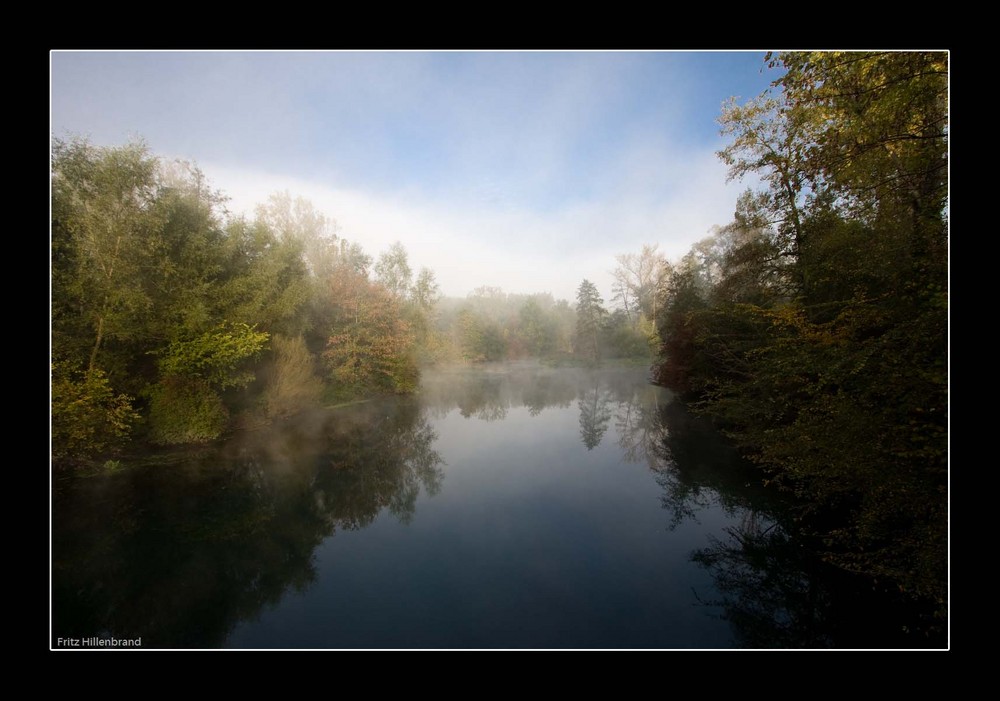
[652,398,776,529]
[687,510,940,648]
[645,396,942,648]
[614,382,668,469]
[455,375,509,422]
[52,398,443,648]
[315,400,444,526]
[522,373,575,416]
[418,362,577,421]
[643,397,841,646]
[691,512,835,648]
[578,381,614,450]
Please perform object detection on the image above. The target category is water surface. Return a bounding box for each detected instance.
[52,363,829,649]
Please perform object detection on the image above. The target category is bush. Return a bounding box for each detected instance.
[52,362,139,462]
[260,334,321,419]
[147,376,228,444]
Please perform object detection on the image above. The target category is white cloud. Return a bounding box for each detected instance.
[201,141,744,305]
[55,52,768,306]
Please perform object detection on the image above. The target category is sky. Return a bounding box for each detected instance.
[50,50,778,302]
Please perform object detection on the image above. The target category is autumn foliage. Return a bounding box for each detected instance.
[323,268,418,397]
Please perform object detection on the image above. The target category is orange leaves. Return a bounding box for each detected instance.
[323,269,417,395]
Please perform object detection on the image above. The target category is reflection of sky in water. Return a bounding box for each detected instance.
[227,364,747,648]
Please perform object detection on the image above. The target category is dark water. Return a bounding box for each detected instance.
[51,363,930,649]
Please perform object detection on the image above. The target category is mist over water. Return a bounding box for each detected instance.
[53,362,917,649]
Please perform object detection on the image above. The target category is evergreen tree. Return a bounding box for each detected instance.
[574,279,606,364]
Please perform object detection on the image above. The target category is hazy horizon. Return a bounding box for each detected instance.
[50,50,776,302]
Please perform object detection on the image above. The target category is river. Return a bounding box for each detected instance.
[51,362,924,649]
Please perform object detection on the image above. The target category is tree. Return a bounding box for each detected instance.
[718,93,810,290]
[260,334,322,419]
[653,254,711,396]
[711,191,794,306]
[147,322,269,444]
[610,244,670,325]
[215,216,312,337]
[51,361,139,461]
[255,191,340,280]
[771,51,947,272]
[323,268,417,396]
[52,137,162,376]
[456,308,506,362]
[517,298,556,357]
[52,136,434,457]
[655,51,948,621]
[375,242,413,300]
[574,280,606,364]
[407,267,443,362]
[338,240,373,277]
[410,267,441,312]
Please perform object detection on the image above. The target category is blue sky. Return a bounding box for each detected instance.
[51,50,779,302]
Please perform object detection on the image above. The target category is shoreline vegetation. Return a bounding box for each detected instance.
[52,51,947,642]
[650,52,947,633]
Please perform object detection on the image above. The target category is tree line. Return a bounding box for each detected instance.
[52,139,440,461]
[650,51,947,626]
[50,139,657,464]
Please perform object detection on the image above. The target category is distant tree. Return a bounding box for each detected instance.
[406,267,444,362]
[574,279,606,363]
[517,298,556,357]
[456,308,506,362]
[255,191,340,279]
[611,244,670,325]
[375,242,413,300]
[603,309,650,359]
[578,383,612,450]
[411,267,441,312]
[338,240,373,278]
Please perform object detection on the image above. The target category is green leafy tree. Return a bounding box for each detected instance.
[52,137,162,376]
[155,322,270,390]
[52,137,436,453]
[411,267,441,312]
[456,308,507,362]
[147,322,269,444]
[406,267,445,362]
